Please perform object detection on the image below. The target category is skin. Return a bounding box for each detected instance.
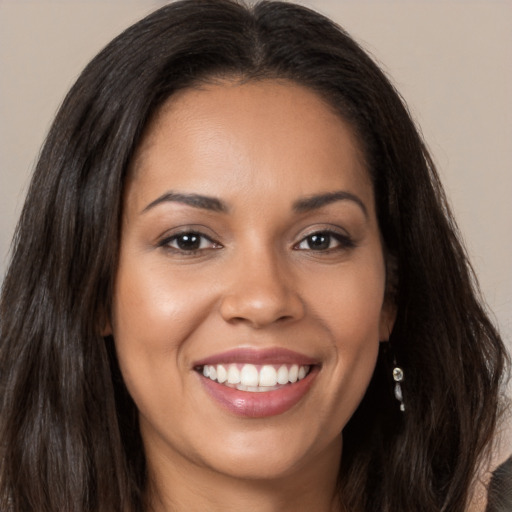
[108,79,395,512]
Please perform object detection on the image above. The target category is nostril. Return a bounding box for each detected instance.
[219,287,305,328]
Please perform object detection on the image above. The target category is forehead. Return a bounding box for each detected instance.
[126,79,373,214]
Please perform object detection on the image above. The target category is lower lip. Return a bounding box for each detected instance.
[198,368,318,418]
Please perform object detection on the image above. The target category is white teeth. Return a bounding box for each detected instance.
[227,365,241,384]
[276,364,289,385]
[259,365,278,387]
[235,384,280,392]
[202,363,311,389]
[289,364,299,383]
[240,364,259,386]
[217,365,227,383]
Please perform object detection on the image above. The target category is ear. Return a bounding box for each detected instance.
[99,310,113,337]
[101,321,112,337]
[379,299,397,341]
[379,253,398,341]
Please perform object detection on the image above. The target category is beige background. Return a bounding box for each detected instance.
[1,0,511,417]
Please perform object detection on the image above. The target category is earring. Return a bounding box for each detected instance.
[392,362,405,412]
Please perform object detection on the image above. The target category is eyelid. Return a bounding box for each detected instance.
[293,226,355,251]
[157,226,223,253]
[167,233,217,249]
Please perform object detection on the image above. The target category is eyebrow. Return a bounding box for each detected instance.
[141,189,367,217]
[141,192,228,214]
[293,191,368,217]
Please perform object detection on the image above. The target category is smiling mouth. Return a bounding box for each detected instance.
[193,348,319,416]
[195,363,312,392]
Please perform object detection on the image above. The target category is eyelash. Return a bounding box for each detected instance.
[158,231,221,254]
[293,230,355,252]
[158,229,355,255]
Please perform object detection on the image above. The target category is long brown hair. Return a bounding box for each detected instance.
[0,1,508,511]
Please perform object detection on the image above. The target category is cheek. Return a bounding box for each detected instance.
[304,257,386,344]
[301,257,385,415]
[110,259,217,408]
[329,283,383,387]
[112,259,214,351]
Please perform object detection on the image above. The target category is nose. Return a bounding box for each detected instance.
[219,248,305,328]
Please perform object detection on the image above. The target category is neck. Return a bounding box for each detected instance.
[145,437,343,512]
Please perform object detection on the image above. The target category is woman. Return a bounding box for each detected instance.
[0,1,508,511]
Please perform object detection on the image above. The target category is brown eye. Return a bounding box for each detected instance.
[174,233,201,250]
[295,231,355,251]
[305,233,331,250]
[160,231,220,252]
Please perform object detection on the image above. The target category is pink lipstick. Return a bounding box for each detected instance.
[194,348,319,418]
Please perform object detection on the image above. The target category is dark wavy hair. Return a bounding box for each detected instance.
[0,1,508,511]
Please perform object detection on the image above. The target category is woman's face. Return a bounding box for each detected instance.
[110,80,394,483]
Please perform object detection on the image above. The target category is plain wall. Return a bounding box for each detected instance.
[1,0,511,452]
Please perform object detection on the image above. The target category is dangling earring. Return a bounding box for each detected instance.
[392,361,405,412]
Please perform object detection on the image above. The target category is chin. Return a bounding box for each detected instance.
[195,426,342,483]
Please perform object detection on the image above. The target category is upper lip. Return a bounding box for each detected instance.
[192,347,319,368]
